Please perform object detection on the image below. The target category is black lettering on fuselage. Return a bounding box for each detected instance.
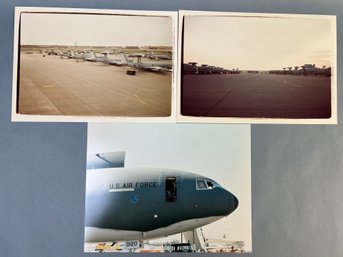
[122,183,133,188]
[140,182,148,188]
[109,183,121,190]
[109,181,159,190]
[137,182,158,188]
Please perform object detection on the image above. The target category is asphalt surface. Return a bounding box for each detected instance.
[17,54,172,117]
[182,73,332,119]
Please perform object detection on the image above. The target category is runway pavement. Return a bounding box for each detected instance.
[17,53,172,117]
[182,73,332,119]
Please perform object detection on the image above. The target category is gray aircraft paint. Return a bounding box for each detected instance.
[85,166,238,241]
[123,54,172,71]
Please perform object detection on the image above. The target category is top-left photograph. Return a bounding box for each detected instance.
[12,7,177,122]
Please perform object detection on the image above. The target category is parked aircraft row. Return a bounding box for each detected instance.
[42,48,173,73]
[128,51,172,60]
[146,52,172,60]
[182,61,331,77]
[183,62,240,75]
[269,64,331,77]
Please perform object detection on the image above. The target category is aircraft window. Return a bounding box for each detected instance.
[206,181,214,189]
[196,179,208,190]
[165,177,177,202]
[196,179,219,190]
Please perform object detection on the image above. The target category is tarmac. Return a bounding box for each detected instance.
[182,73,332,119]
[17,53,172,117]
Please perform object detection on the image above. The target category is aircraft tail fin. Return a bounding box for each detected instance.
[121,53,129,64]
[87,151,125,170]
[89,51,97,61]
[118,53,127,65]
[103,53,109,63]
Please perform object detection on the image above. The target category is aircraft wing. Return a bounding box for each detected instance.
[145,66,172,72]
[147,66,164,72]
[109,60,124,66]
[87,151,125,169]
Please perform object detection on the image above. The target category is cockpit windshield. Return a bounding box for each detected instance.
[196,179,221,190]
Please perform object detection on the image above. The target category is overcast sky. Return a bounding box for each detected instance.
[183,14,334,70]
[20,12,173,47]
[87,123,252,252]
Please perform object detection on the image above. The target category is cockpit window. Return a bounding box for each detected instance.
[196,179,220,190]
[196,179,207,190]
[206,181,214,189]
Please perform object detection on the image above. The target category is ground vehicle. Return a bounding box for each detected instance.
[170,243,196,252]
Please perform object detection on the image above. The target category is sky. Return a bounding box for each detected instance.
[183,14,334,70]
[87,123,251,252]
[20,12,173,47]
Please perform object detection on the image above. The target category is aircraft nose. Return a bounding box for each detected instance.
[233,194,239,210]
[224,190,239,216]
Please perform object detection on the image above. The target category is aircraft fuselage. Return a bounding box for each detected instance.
[84,167,238,242]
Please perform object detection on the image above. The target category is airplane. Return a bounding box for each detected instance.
[54,49,70,58]
[183,62,238,75]
[146,51,172,60]
[85,51,106,62]
[301,64,331,77]
[197,64,212,74]
[269,64,331,76]
[128,52,146,58]
[124,55,172,72]
[183,62,199,74]
[43,48,55,55]
[84,151,239,244]
[69,50,86,60]
[103,53,128,66]
[84,51,128,66]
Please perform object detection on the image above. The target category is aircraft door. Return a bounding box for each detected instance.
[165,177,177,202]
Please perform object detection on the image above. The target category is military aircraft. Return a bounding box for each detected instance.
[84,51,129,66]
[183,62,199,74]
[85,51,106,62]
[301,64,331,77]
[146,51,172,60]
[269,64,331,76]
[103,53,128,66]
[84,152,239,243]
[69,50,86,60]
[55,49,71,58]
[124,55,172,72]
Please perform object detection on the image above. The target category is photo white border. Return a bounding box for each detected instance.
[12,6,178,123]
[85,122,252,252]
[177,10,337,125]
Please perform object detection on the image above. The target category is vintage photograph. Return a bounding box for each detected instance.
[84,123,251,253]
[179,11,337,124]
[12,7,177,121]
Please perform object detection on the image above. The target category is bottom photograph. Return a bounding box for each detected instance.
[84,123,251,253]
